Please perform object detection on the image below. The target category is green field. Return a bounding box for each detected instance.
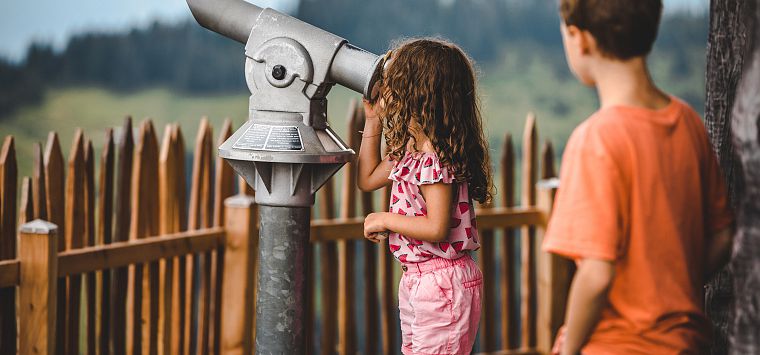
[0,45,705,179]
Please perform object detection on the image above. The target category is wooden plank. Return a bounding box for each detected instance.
[33,142,48,220]
[378,186,395,354]
[0,136,18,259]
[170,124,189,355]
[198,121,215,355]
[112,116,134,354]
[43,132,66,355]
[57,228,224,276]
[84,140,97,355]
[338,99,359,355]
[158,123,177,355]
[479,200,496,352]
[318,176,338,355]
[0,136,17,355]
[520,113,538,349]
[354,107,379,355]
[18,220,58,355]
[309,208,543,243]
[44,132,66,251]
[536,142,568,353]
[362,182,379,355]
[129,120,161,355]
[351,101,382,354]
[65,129,86,355]
[475,208,546,230]
[19,177,33,225]
[541,142,555,180]
[210,118,234,355]
[187,119,213,355]
[98,128,115,355]
[535,181,568,354]
[0,259,19,287]
[500,133,518,350]
[219,195,257,354]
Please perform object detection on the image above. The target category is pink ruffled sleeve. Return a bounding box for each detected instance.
[389,152,454,185]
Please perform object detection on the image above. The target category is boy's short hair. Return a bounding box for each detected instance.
[560,0,663,60]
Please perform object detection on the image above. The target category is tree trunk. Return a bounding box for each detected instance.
[730,1,759,353]
[704,1,755,353]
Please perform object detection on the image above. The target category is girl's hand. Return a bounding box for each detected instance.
[362,99,381,121]
[364,212,389,242]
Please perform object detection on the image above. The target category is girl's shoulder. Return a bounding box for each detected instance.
[389,150,453,185]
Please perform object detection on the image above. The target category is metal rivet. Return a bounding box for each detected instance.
[272,65,286,80]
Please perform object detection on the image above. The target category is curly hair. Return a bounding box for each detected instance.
[377,38,493,203]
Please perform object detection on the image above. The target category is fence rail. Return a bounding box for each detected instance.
[0,99,572,355]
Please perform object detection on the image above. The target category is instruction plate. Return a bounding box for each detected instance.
[233,124,304,152]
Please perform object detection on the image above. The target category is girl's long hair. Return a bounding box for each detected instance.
[378,38,493,203]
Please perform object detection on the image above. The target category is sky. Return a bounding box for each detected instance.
[0,0,707,63]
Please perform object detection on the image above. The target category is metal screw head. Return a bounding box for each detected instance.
[272,65,287,80]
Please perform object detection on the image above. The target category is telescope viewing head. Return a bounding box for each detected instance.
[186,0,383,207]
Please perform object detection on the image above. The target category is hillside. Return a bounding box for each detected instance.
[2,38,705,180]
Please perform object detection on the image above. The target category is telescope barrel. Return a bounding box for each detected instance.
[330,44,383,97]
[186,0,262,44]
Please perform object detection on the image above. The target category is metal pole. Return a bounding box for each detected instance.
[255,205,310,354]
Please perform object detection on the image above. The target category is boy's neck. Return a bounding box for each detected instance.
[591,56,671,111]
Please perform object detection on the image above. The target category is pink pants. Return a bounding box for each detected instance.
[399,254,483,355]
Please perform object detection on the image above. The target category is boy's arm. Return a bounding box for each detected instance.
[364,182,452,242]
[357,100,393,192]
[705,226,734,280]
[561,258,615,355]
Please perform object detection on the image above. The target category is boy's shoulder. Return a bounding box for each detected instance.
[568,96,699,154]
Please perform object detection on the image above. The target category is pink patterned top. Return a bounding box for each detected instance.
[387,151,480,263]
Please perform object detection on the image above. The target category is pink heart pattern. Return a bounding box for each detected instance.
[384,151,480,263]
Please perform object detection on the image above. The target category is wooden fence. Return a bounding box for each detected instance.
[0,100,573,355]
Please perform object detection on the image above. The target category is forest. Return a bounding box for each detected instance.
[0,0,708,117]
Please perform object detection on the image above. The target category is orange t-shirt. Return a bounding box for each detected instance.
[543,97,733,354]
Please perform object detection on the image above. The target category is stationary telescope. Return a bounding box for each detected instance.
[187,0,382,207]
[185,0,383,353]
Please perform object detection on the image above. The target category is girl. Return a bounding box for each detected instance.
[357,38,493,355]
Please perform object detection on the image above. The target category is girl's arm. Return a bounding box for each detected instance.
[364,182,453,242]
[357,99,393,192]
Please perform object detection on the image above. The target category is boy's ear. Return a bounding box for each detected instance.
[579,29,600,57]
[566,24,595,56]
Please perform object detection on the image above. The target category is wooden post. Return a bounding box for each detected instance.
[500,133,517,350]
[98,129,115,355]
[520,113,538,348]
[43,132,66,355]
[84,140,97,355]
[357,106,379,355]
[65,129,86,355]
[535,179,571,353]
[0,136,18,355]
[112,117,134,354]
[378,186,395,354]
[18,219,58,355]
[210,119,235,355]
[338,99,359,355]
[219,195,257,355]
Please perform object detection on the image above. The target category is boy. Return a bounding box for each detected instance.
[543,0,734,354]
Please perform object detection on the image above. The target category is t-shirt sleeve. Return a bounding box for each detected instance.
[542,129,629,261]
[704,148,733,234]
